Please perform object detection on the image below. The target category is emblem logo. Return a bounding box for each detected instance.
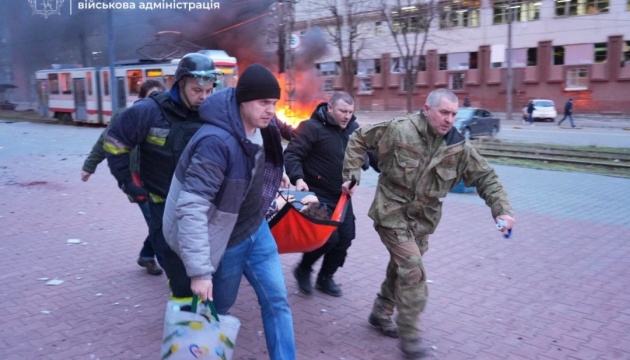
[28,0,65,19]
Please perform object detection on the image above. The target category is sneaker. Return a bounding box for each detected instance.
[293,266,312,295]
[316,275,342,297]
[137,258,163,276]
[368,314,399,338]
[400,338,430,359]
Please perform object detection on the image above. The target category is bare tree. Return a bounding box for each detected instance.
[316,0,376,98]
[381,0,435,113]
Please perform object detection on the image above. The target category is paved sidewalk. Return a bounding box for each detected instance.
[1,121,629,360]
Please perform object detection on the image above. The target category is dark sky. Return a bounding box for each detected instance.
[4,0,327,101]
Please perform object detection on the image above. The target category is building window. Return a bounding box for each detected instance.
[493,0,540,24]
[555,0,609,17]
[391,56,423,73]
[48,73,59,95]
[624,41,630,65]
[357,59,381,75]
[527,48,537,66]
[440,0,480,29]
[375,21,382,36]
[553,46,565,65]
[469,52,478,69]
[450,73,465,90]
[438,54,448,70]
[390,5,431,33]
[566,68,588,90]
[594,43,607,63]
[418,56,427,71]
[318,62,340,76]
[323,79,334,92]
[359,77,373,94]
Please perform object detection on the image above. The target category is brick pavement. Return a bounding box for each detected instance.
[1,121,629,360]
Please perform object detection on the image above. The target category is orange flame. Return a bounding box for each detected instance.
[275,72,325,128]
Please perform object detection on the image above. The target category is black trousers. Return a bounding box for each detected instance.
[147,202,167,268]
[149,201,194,298]
[298,200,355,277]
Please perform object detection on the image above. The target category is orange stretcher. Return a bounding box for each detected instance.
[269,177,356,254]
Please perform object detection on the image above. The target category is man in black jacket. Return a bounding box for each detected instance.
[284,91,357,297]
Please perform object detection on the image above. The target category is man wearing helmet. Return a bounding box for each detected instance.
[104,53,222,269]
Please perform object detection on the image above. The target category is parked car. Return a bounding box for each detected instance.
[454,107,500,140]
[522,99,557,122]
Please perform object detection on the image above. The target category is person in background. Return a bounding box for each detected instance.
[341,88,515,359]
[81,79,165,275]
[463,96,471,107]
[526,100,535,126]
[558,98,576,128]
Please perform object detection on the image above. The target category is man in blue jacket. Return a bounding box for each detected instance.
[162,64,295,360]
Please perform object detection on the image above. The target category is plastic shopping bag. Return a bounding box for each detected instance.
[161,295,240,360]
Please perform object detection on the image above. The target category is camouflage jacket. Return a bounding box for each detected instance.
[342,112,513,235]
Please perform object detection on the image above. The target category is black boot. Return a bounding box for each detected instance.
[137,258,163,276]
[316,275,342,297]
[293,266,312,295]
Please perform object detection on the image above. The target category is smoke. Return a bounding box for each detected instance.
[285,27,329,107]
[3,0,328,103]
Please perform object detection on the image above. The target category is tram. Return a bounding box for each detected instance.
[35,50,238,124]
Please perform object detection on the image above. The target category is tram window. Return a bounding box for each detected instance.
[146,69,163,77]
[103,71,110,96]
[86,72,93,96]
[48,73,59,95]
[60,73,72,94]
[127,69,142,96]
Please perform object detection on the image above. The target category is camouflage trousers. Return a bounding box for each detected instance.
[373,226,429,340]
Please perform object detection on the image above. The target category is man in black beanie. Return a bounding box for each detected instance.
[163,63,295,359]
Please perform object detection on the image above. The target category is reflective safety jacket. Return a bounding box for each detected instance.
[104,89,203,202]
[342,112,513,235]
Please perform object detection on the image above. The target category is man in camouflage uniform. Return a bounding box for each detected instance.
[341,88,515,358]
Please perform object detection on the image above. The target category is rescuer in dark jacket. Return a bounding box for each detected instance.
[104,53,223,268]
[284,91,359,297]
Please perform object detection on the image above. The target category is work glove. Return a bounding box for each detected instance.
[121,176,148,203]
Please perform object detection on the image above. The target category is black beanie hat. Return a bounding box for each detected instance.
[236,64,281,104]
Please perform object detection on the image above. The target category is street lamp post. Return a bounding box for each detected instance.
[107,2,118,115]
[506,0,514,120]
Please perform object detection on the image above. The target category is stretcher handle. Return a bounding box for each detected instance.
[331,176,356,222]
[349,175,357,189]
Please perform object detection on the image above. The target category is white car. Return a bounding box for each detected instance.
[522,99,557,122]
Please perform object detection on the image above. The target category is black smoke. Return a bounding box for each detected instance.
[3,0,327,102]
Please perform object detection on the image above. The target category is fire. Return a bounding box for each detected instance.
[275,104,313,128]
[274,72,325,128]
